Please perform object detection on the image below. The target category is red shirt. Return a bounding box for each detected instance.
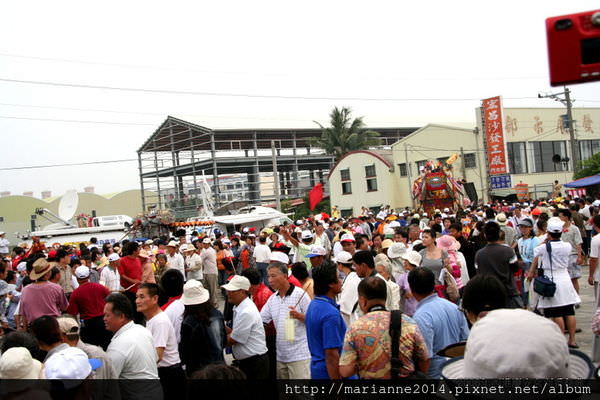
[118,256,142,293]
[66,282,110,320]
[288,275,302,288]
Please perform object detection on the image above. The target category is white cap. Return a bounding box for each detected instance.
[340,233,355,243]
[444,208,450,213]
[144,239,154,245]
[301,230,313,240]
[388,221,401,228]
[270,251,289,264]
[242,227,249,233]
[441,309,593,379]
[108,253,120,262]
[0,232,4,235]
[181,244,195,252]
[181,279,209,306]
[401,250,422,267]
[305,245,326,258]
[593,200,600,207]
[221,275,251,291]
[202,238,212,244]
[16,262,27,272]
[74,266,91,279]
[0,347,43,379]
[44,346,100,379]
[167,240,178,247]
[296,220,303,226]
[335,251,353,264]
[222,238,231,244]
[547,217,565,233]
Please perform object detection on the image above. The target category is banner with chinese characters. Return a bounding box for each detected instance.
[482,96,508,175]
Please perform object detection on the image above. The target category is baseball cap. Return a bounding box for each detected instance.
[531,208,542,216]
[301,230,313,240]
[593,200,600,207]
[74,266,90,279]
[202,238,212,244]
[221,275,251,291]
[401,250,422,267]
[517,218,534,228]
[44,346,102,380]
[108,253,120,262]
[340,233,355,243]
[305,245,326,258]
[335,251,353,264]
[441,309,593,379]
[270,251,289,264]
[547,217,565,233]
[57,316,80,336]
[144,239,154,245]
[0,347,43,379]
[167,240,178,247]
[16,262,27,272]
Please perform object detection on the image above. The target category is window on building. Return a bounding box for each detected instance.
[340,168,351,181]
[226,184,234,190]
[342,182,352,195]
[341,208,353,218]
[506,142,528,174]
[579,139,600,161]
[235,182,242,189]
[365,165,376,178]
[416,160,428,173]
[398,163,408,176]
[366,177,378,191]
[531,141,567,172]
[463,153,476,169]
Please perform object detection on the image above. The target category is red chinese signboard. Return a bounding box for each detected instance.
[482,96,508,175]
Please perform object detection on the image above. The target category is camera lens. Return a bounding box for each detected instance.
[554,19,573,31]
[592,12,600,27]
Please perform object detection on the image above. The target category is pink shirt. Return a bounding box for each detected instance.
[20,281,68,324]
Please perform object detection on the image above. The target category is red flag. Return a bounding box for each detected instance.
[308,182,324,211]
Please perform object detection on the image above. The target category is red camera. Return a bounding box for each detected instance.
[546,9,600,86]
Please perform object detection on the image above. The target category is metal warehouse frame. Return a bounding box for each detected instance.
[137,116,417,218]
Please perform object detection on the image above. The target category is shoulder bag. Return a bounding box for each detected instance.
[533,241,556,298]
[389,310,428,379]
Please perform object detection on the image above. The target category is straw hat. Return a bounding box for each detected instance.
[29,258,53,280]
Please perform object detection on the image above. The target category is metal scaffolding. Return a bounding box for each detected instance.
[137,116,417,219]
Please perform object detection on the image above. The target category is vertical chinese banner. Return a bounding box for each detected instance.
[482,96,508,175]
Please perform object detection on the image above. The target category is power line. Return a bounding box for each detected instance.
[0,77,541,102]
[0,115,155,126]
[0,159,138,171]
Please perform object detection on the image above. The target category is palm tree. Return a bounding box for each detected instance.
[311,107,381,161]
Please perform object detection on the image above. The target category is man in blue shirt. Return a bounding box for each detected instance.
[305,261,345,379]
[409,267,469,379]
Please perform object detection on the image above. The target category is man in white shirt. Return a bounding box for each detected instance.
[253,235,272,284]
[100,253,122,292]
[335,251,361,328]
[223,275,269,379]
[200,238,219,307]
[261,262,311,379]
[166,241,186,279]
[136,283,185,399]
[0,232,9,257]
[103,293,158,381]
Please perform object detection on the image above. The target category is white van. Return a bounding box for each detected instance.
[92,215,133,228]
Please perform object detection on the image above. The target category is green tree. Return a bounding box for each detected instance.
[311,107,381,161]
[574,152,600,179]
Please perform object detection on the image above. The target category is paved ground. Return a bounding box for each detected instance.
[573,268,597,363]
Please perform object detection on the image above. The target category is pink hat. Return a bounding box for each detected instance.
[436,235,461,252]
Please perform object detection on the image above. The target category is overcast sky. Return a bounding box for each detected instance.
[1,1,599,196]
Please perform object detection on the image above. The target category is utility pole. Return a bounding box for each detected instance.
[538,87,579,174]
[460,147,467,181]
[271,140,281,211]
[404,143,415,210]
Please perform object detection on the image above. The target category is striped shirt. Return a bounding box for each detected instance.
[260,285,311,363]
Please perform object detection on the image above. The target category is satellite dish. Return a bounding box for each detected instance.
[58,190,79,222]
[552,154,562,163]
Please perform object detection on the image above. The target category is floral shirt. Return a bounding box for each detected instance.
[339,310,428,379]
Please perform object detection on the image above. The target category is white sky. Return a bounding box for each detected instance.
[1,1,599,196]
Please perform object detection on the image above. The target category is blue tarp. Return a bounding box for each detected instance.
[564,173,600,188]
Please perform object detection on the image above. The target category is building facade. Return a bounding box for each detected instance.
[328,107,600,215]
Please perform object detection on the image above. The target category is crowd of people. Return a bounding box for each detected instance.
[0,193,599,394]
